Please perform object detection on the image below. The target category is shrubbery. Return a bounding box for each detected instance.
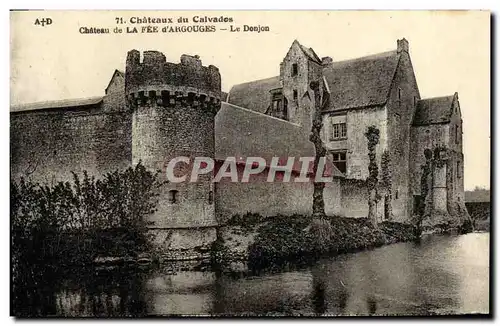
[11,162,162,265]
[11,162,163,315]
[247,214,416,270]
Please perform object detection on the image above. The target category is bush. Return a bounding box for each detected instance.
[247,215,416,270]
[226,212,268,230]
[11,162,163,316]
[11,162,163,265]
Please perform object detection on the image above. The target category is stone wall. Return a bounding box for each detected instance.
[10,105,132,184]
[323,106,388,180]
[386,45,420,221]
[280,40,322,132]
[215,163,343,223]
[126,50,221,259]
[447,96,467,216]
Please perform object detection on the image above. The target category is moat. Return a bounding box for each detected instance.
[14,232,489,317]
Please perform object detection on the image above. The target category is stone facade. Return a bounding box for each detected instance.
[228,38,467,226]
[10,39,469,261]
[126,50,221,259]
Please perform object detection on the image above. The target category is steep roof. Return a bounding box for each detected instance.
[227,76,280,113]
[215,102,344,178]
[413,95,455,126]
[298,42,322,64]
[10,96,103,113]
[227,50,401,113]
[104,69,125,94]
[322,50,400,111]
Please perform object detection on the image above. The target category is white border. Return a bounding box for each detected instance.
[2,1,498,325]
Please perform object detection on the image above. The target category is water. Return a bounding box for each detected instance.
[14,233,489,317]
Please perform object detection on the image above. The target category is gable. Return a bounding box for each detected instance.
[105,70,125,95]
[413,95,455,126]
[228,50,401,114]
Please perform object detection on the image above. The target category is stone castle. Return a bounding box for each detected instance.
[11,38,469,258]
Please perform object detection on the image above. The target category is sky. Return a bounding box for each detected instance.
[10,10,490,190]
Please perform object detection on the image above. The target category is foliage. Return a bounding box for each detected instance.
[11,162,163,265]
[247,214,416,271]
[380,150,393,220]
[11,162,163,316]
[414,148,433,237]
[365,125,380,189]
[379,150,392,191]
[365,125,380,226]
[432,145,448,168]
[226,212,267,230]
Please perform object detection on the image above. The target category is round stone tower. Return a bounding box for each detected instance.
[125,49,221,261]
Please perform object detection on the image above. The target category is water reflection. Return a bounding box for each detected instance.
[13,233,489,317]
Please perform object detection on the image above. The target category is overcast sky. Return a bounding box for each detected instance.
[10,10,490,190]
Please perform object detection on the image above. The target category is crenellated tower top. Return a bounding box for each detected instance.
[125,49,221,111]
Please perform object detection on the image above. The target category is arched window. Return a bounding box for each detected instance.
[169,190,179,204]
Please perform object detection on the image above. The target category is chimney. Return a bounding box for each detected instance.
[397,38,409,54]
[321,56,333,66]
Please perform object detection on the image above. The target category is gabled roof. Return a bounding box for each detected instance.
[104,69,124,94]
[227,76,280,114]
[297,41,322,64]
[11,69,123,113]
[10,96,103,113]
[227,50,402,113]
[215,102,344,178]
[413,94,456,126]
[322,50,400,111]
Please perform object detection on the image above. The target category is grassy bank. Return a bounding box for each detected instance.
[215,213,416,272]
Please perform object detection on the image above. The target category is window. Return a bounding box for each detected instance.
[331,152,347,173]
[272,99,282,111]
[208,191,214,204]
[395,189,399,199]
[168,190,178,204]
[398,88,402,100]
[293,90,298,101]
[330,122,347,140]
[292,63,298,76]
[455,125,459,144]
[457,161,461,179]
[414,96,418,107]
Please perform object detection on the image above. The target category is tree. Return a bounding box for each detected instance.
[415,148,433,237]
[380,150,393,221]
[308,80,333,250]
[309,80,327,218]
[365,125,380,227]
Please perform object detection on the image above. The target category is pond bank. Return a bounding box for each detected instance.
[212,214,417,273]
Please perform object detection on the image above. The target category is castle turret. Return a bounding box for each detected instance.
[126,49,221,260]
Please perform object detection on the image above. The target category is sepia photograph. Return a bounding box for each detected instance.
[9,10,490,317]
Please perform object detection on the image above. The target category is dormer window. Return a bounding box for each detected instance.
[269,88,288,121]
[292,63,298,77]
